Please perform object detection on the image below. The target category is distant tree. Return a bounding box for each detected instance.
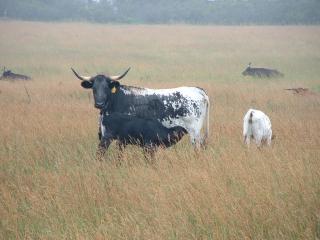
[0,0,319,24]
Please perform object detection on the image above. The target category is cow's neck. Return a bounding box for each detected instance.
[102,86,134,114]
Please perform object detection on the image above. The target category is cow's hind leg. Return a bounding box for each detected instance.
[143,146,156,164]
[189,112,208,149]
[255,136,263,148]
[267,137,271,146]
[243,134,249,145]
[190,123,208,149]
[267,133,272,146]
[116,142,126,165]
[97,138,112,161]
[188,128,202,150]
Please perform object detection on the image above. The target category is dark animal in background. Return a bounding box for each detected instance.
[242,63,284,78]
[285,88,309,94]
[71,67,210,148]
[98,112,187,157]
[0,67,31,80]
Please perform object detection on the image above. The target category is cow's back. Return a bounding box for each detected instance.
[111,86,208,126]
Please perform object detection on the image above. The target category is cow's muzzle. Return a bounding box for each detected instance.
[95,102,105,109]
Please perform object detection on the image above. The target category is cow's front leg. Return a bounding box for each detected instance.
[96,138,112,161]
[116,142,126,164]
[98,112,103,140]
[143,146,156,164]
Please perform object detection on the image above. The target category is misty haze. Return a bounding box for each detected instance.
[1,1,320,239]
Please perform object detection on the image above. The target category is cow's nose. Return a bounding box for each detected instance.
[95,102,105,109]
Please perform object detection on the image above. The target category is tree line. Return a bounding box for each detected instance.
[1,0,319,24]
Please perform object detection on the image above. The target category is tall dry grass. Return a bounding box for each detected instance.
[0,21,320,239]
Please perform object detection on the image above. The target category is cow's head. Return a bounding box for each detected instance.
[3,70,12,77]
[242,62,252,76]
[71,68,130,109]
[1,67,11,77]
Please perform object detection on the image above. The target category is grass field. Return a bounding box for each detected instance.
[0,21,320,239]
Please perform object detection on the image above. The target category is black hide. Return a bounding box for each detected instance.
[101,113,187,148]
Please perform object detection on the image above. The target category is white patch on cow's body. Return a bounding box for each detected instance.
[243,109,272,147]
[122,88,133,95]
[132,87,206,101]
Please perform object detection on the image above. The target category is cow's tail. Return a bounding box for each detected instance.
[248,111,253,124]
[201,95,210,146]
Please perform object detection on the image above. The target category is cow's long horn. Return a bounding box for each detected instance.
[110,67,131,81]
[71,68,91,81]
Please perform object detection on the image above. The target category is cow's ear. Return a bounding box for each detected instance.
[109,81,120,94]
[81,80,93,89]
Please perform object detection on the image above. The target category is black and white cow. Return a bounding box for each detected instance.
[71,68,210,148]
[242,63,284,78]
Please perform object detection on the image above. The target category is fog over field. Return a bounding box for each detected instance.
[1,0,319,24]
[0,21,320,239]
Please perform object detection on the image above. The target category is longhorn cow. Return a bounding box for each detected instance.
[71,68,210,149]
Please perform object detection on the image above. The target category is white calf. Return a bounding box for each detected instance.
[243,109,272,147]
